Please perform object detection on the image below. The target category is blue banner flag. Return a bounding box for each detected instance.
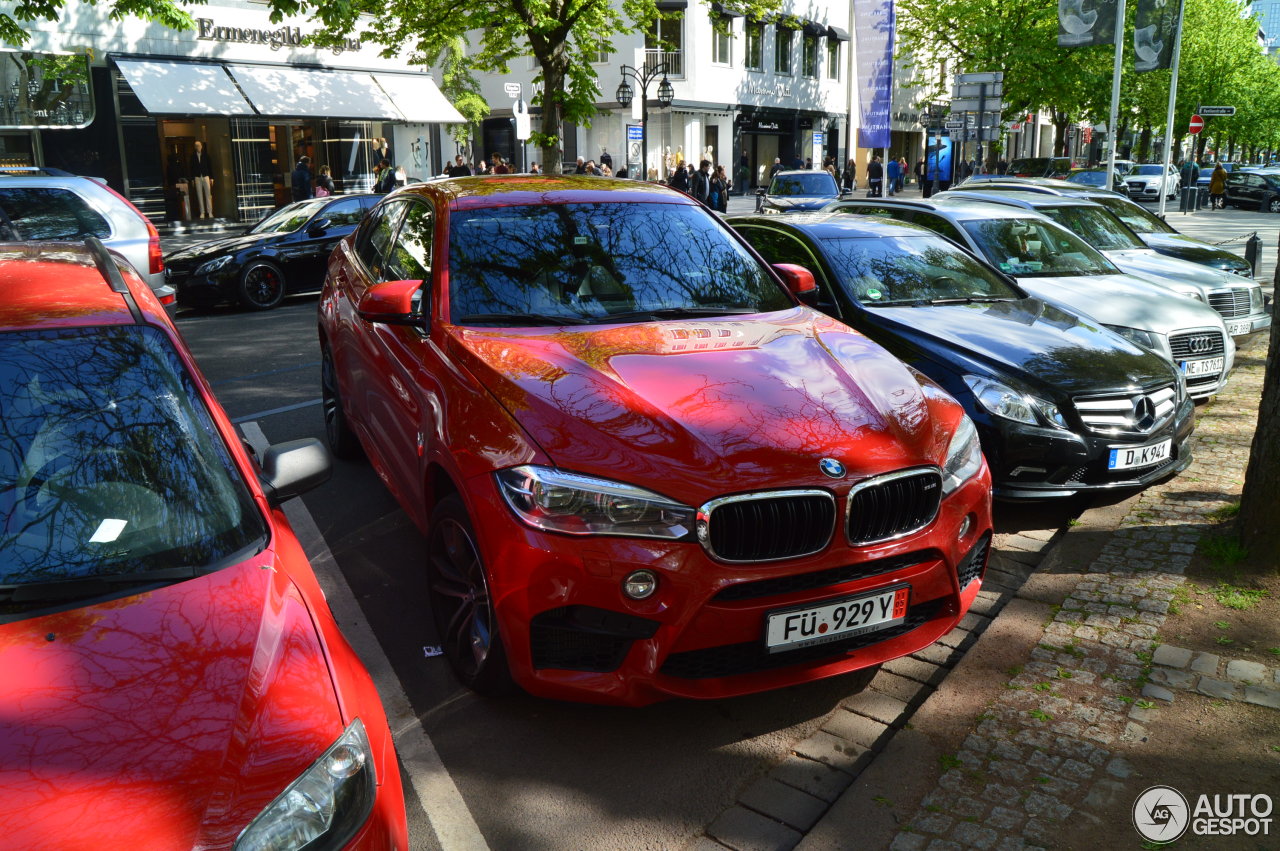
[853,0,895,149]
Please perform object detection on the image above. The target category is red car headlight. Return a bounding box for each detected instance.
[496,465,695,540]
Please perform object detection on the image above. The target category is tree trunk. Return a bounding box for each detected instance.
[1052,112,1070,156]
[1137,126,1152,162]
[537,54,568,174]
[1237,300,1280,558]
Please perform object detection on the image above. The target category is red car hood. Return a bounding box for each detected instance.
[452,308,948,503]
[0,556,343,851]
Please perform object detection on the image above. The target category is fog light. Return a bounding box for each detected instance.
[958,513,973,541]
[623,570,657,600]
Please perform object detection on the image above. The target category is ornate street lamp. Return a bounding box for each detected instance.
[616,61,674,180]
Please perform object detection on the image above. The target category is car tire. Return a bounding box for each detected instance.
[320,344,363,460]
[238,260,287,310]
[1267,196,1280,214]
[427,493,516,697]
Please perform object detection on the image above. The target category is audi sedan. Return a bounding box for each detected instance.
[165,194,379,310]
[1,241,407,848]
[319,175,994,705]
[729,213,1195,500]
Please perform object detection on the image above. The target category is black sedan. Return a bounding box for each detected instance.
[756,170,843,214]
[166,194,379,310]
[1223,170,1280,213]
[728,212,1194,500]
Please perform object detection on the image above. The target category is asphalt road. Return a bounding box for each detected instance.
[169,195,1274,850]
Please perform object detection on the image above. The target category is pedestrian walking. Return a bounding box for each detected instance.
[867,156,884,197]
[290,155,313,202]
[690,159,712,205]
[897,157,908,192]
[886,157,901,196]
[710,165,729,213]
[1209,164,1227,209]
[770,157,785,178]
[314,165,336,197]
[737,151,750,194]
[446,155,472,177]
[374,158,396,193]
[841,158,857,193]
[670,163,691,192]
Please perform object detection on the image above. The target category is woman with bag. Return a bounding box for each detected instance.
[314,165,336,197]
[710,165,730,213]
[1208,164,1227,210]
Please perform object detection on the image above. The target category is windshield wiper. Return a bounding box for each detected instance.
[602,306,761,322]
[0,565,198,604]
[456,312,592,326]
[922,296,1018,305]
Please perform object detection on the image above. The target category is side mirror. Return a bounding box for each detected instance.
[307,217,333,236]
[259,438,332,507]
[357,277,429,327]
[773,263,818,304]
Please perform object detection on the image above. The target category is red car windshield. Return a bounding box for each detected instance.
[447,202,792,325]
[1,325,266,601]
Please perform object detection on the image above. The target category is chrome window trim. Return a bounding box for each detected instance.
[844,466,943,547]
[697,488,836,564]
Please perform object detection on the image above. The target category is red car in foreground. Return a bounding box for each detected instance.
[0,241,407,849]
[319,175,994,706]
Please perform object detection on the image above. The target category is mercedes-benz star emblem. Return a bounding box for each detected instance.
[1132,396,1156,429]
[819,458,846,478]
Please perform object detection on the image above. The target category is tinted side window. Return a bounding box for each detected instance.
[384,202,432,284]
[736,226,839,315]
[0,188,111,240]
[908,213,964,243]
[354,200,409,279]
[324,197,365,228]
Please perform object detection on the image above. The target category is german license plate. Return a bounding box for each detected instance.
[765,586,909,653]
[1226,320,1252,336]
[1181,356,1224,377]
[1108,439,1172,470]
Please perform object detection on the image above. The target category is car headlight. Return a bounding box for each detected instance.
[496,465,695,539]
[195,254,235,276]
[1250,286,1263,310]
[963,375,1067,429]
[1102,324,1161,352]
[942,414,983,496]
[1176,289,1206,303]
[235,719,376,851]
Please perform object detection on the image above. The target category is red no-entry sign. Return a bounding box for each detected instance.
[1189,115,1204,135]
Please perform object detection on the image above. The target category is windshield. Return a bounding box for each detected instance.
[1066,171,1107,186]
[448,202,792,325]
[1133,165,1165,176]
[1089,196,1175,234]
[1039,205,1146,251]
[770,173,839,196]
[819,235,1022,306]
[1,326,266,595]
[251,199,329,234]
[962,218,1118,277]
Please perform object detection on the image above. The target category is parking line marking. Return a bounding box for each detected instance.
[241,422,489,851]
[231,398,321,424]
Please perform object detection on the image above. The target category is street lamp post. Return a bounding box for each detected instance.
[615,61,674,180]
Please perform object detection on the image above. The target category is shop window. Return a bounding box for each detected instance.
[711,16,732,65]
[802,35,819,78]
[774,28,793,75]
[826,39,840,79]
[745,22,763,71]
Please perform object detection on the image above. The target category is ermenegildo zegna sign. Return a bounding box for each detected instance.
[195,18,362,55]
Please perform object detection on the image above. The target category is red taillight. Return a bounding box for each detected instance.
[147,219,164,275]
[158,291,176,305]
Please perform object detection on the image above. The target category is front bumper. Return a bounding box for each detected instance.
[168,267,237,308]
[463,467,993,706]
[981,396,1195,500]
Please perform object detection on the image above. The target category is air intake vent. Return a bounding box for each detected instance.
[699,490,836,563]
[846,469,942,545]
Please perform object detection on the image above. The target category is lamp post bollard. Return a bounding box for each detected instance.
[616,62,674,181]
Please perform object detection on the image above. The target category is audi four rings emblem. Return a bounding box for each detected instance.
[1187,335,1214,354]
[819,458,846,478]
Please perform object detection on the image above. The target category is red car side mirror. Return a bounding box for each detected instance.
[772,263,818,303]
[357,278,428,327]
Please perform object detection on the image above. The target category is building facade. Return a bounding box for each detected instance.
[2,0,461,224]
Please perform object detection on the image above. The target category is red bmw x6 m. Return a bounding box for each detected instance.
[318,175,994,706]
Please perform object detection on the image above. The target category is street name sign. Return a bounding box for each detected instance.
[1197,106,1236,116]
[949,98,1008,113]
[953,82,1004,99]
[955,71,1004,84]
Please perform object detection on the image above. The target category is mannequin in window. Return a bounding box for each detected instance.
[664,146,675,177]
[190,140,215,219]
[373,137,390,164]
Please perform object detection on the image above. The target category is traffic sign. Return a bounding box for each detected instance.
[1197,106,1236,116]
[513,99,531,139]
[955,71,1004,84]
[944,119,964,129]
[952,82,1004,99]
[504,82,522,98]
[949,98,1008,112]
[626,125,644,141]
[1189,115,1204,135]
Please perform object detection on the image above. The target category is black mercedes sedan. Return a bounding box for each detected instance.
[728,212,1194,500]
[166,194,380,310]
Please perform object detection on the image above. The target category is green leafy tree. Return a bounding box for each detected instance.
[1,0,198,46]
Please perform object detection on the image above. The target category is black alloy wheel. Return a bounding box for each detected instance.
[238,260,287,310]
[426,494,515,696]
[320,345,363,460]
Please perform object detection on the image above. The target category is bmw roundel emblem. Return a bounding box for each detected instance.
[820,458,846,478]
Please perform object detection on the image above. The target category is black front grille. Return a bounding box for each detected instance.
[712,551,938,602]
[1207,289,1252,319]
[529,606,660,672]
[847,470,942,545]
[660,600,945,679]
[1169,330,1226,359]
[957,532,992,588]
[704,492,836,562]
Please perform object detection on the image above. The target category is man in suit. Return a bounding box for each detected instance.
[190,140,215,218]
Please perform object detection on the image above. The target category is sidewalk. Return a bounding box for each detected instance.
[689,204,1278,850]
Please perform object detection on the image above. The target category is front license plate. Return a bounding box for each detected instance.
[1181,356,1224,377]
[1226,320,1252,336]
[765,586,909,653]
[1108,439,1173,470]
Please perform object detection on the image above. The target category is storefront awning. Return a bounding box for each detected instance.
[372,74,465,123]
[827,26,851,41]
[115,60,254,115]
[227,64,399,119]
